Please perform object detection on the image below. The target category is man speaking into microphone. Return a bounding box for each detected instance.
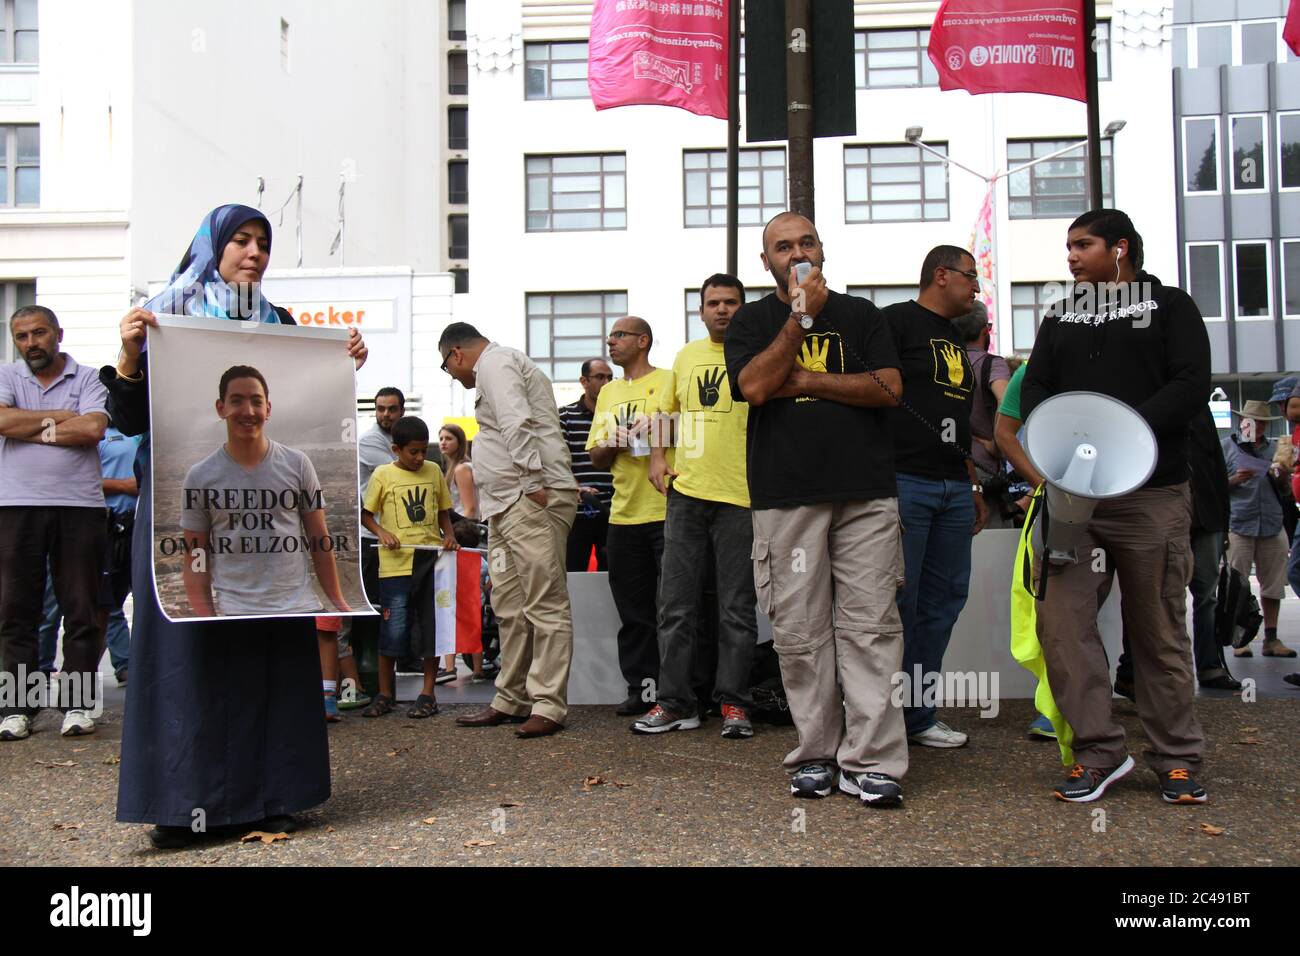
[1021,209,1211,805]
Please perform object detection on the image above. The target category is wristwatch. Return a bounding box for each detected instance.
[791,310,813,330]
[972,484,983,493]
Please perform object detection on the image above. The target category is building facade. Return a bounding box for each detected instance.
[1171,0,1299,408]
[457,0,1181,415]
[2,0,452,403]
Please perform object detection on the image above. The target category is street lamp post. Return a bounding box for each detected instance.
[906,121,1126,349]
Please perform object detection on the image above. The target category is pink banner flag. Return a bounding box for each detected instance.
[967,183,997,333]
[587,0,729,119]
[1286,0,1300,57]
[927,0,1087,103]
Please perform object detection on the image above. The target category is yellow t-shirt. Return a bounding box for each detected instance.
[586,367,673,525]
[362,461,453,578]
[662,338,749,508]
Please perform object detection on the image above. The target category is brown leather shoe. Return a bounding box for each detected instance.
[514,714,563,738]
[455,706,527,727]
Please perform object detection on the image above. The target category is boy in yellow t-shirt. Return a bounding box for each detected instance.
[361,416,457,719]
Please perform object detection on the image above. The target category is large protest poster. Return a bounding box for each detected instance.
[147,316,371,622]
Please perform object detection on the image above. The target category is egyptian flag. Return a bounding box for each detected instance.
[433,550,483,655]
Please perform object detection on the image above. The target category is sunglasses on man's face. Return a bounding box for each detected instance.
[440,348,456,373]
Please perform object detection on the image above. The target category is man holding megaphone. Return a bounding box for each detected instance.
[1020,209,1212,805]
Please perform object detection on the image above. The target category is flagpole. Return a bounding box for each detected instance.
[726,0,740,276]
[1084,0,1103,209]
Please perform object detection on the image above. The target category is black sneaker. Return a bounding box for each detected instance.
[614,694,646,716]
[838,770,903,807]
[1052,755,1135,803]
[789,763,835,798]
[1160,768,1207,804]
[1113,676,1136,702]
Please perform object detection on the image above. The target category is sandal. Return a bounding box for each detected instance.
[361,693,395,718]
[407,694,439,719]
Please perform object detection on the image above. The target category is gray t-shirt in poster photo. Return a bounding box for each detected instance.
[180,439,326,615]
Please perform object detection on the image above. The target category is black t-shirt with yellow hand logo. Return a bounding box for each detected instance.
[881,300,973,481]
[725,289,900,509]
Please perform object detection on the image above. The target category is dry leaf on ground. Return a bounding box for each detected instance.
[102,755,121,765]
[582,775,606,791]
[1235,737,1263,746]
[422,817,438,825]
[386,747,412,757]
[35,759,77,768]
[51,823,81,831]
[240,830,290,845]
[464,839,497,848]
[1199,823,1225,836]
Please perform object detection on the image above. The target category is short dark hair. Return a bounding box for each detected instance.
[9,305,59,332]
[699,273,746,301]
[438,322,488,351]
[950,301,990,344]
[374,387,405,407]
[1069,208,1144,270]
[918,245,974,291]
[452,519,481,548]
[218,365,269,401]
[391,415,429,448]
[580,358,611,378]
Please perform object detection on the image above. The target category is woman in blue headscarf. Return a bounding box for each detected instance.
[101,204,368,849]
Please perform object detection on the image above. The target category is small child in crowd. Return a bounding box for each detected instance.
[360,416,458,718]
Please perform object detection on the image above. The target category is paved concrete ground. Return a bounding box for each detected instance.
[2,685,1297,867]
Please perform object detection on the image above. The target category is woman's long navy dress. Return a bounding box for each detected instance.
[104,338,329,828]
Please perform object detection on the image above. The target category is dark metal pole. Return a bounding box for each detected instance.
[785,0,814,219]
[726,0,740,276]
[1083,0,1103,209]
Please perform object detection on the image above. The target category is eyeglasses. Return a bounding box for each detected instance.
[607,330,645,340]
[952,268,980,282]
[440,348,455,373]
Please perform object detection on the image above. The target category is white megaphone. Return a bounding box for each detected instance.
[1023,391,1158,565]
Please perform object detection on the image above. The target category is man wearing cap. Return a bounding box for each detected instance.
[1223,399,1296,659]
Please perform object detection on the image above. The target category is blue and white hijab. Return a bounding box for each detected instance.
[144,204,280,324]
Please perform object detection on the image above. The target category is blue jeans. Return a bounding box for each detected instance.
[378,575,414,658]
[896,474,974,735]
[1289,532,1300,599]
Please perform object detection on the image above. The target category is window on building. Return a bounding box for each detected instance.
[279,18,290,72]
[448,107,467,151]
[448,50,468,95]
[448,215,467,259]
[845,285,916,309]
[526,291,627,382]
[448,160,467,204]
[2,0,37,64]
[1,125,39,206]
[1183,116,1219,194]
[452,268,469,294]
[448,0,466,41]
[1234,242,1270,318]
[1181,20,1294,68]
[1007,138,1112,219]
[1282,240,1299,319]
[1185,242,1224,320]
[683,148,785,228]
[854,28,937,88]
[684,286,773,341]
[0,280,35,363]
[526,153,626,232]
[1011,283,1065,353]
[1230,114,1267,192]
[844,142,948,223]
[524,41,589,99]
[1279,112,1299,190]
[1095,20,1111,80]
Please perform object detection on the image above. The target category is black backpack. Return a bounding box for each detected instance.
[1215,555,1263,649]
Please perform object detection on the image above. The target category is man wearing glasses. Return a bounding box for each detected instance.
[559,358,615,571]
[586,317,673,715]
[880,246,988,751]
[437,323,578,739]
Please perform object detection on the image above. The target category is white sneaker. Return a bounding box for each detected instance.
[0,714,32,740]
[907,720,968,748]
[60,709,95,737]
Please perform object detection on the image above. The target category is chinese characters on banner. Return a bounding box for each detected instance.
[587,0,729,119]
[927,0,1087,102]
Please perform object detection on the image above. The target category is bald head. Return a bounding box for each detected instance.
[761,211,818,255]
